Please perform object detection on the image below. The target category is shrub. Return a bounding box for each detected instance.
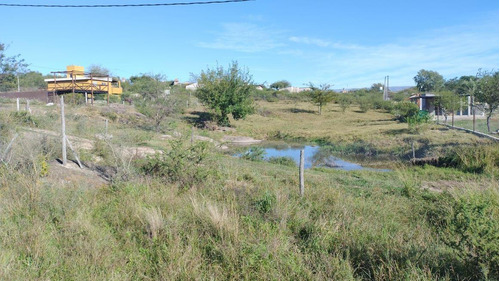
[337,94,352,112]
[357,96,372,112]
[241,147,266,161]
[421,189,499,280]
[141,140,218,189]
[195,61,254,126]
[392,101,420,122]
[10,111,40,127]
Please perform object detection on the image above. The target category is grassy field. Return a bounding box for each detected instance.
[0,98,498,280]
[450,117,499,135]
[224,101,494,158]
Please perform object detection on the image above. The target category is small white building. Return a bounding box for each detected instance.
[186,83,198,91]
[279,86,311,93]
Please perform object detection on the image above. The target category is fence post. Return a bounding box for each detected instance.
[26,99,31,114]
[299,149,304,197]
[105,119,109,136]
[61,96,67,165]
[16,98,19,111]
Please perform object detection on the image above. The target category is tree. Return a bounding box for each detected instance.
[0,43,28,92]
[414,69,444,92]
[308,83,335,115]
[128,73,182,132]
[19,71,47,90]
[435,90,460,126]
[370,83,384,92]
[129,74,168,100]
[337,94,352,112]
[476,71,499,133]
[195,61,254,126]
[270,80,291,90]
[88,64,111,76]
[459,76,478,131]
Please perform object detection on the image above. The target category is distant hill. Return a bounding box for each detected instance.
[334,86,414,93]
[389,86,414,92]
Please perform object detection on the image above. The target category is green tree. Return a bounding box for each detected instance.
[308,83,335,115]
[0,43,28,92]
[435,90,460,125]
[476,71,499,133]
[337,94,352,112]
[414,69,444,92]
[129,74,168,100]
[129,74,183,132]
[195,61,254,126]
[270,80,291,90]
[88,64,111,76]
[370,83,384,92]
[19,71,47,90]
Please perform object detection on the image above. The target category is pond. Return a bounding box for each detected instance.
[239,144,391,172]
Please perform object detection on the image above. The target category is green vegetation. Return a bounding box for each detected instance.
[270,80,291,90]
[195,61,254,126]
[307,84,335,115]
[414,69,445,92]
[0,53,497,280]
[476,71,499,133]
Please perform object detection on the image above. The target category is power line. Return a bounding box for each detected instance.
[0,0,253,8]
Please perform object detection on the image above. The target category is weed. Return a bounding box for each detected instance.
[268,156,296,167]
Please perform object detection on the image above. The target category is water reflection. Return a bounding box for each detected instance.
[242,144,390,171]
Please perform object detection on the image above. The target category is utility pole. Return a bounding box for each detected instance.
[383,76,390,101]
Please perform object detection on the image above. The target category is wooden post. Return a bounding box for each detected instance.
[105,119,109,136]
[85,92,88,104]
[26,99,31,114]
[16,98,19,111]
[65,136,82,168]
[299,149,304,197]
[0,133,18,162]
[472,96,476,132]
[107,75,110,105]
[90,74,94,106]
[61,96,67,165]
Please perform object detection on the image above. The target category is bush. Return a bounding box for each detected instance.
[196,61,254,126]
[421,189,499,280]
[357,96,372,112]
[10,111,40,127]
[241,147,266,161]
[141,140,218,189]
[392,101,420,122]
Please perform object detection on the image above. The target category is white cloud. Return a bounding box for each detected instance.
[289,36,364,50]
[289,21,499,87]
[198,23,284,53]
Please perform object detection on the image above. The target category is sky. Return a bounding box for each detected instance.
[0,0,498,88]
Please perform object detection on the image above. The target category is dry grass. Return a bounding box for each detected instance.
[224,101,491,153]
[0,98,497,280]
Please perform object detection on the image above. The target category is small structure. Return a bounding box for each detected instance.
[408,93,481,118]
[279,86,311,93]
[44,65,122,104]
[186,82,198,91]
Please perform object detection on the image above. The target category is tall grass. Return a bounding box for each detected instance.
[0,99,497,280]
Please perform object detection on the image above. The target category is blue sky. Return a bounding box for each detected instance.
[1,0,498,88]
